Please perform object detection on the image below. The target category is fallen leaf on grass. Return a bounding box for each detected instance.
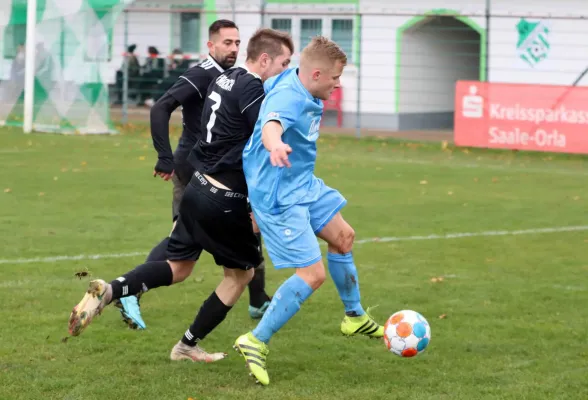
[441,140,448,150]
[492,177,499,183]
[430,277,444,283]
[438,314,448,319]
[80,161,87,166]
[74,269,90,279]
[139,156,146,161]
[420,180,428,185]
[4,188,11,193]
[38,192,45,196]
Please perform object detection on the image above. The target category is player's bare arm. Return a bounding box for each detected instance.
[262,120,292,167]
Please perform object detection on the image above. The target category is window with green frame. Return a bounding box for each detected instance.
[331,19,353,62]
[271,18,292,34]
[300,19,322,50]
[181,12,201,53]
[3,24,26,59]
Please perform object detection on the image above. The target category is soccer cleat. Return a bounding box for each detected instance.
[248,300,271,320]
[233,332,270,386]
[170,341,227,363]
[340,308,384,338]
[114,294,146,330]
[68,279,111,336]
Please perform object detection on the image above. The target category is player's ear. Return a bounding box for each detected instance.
[312,69,321,81]
[206,40,214,54]
[260,53,270,67]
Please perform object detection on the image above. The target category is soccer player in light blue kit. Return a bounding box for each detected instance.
[234,36,384,386]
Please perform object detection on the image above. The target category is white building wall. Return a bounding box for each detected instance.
[357,0,588,128]
[4,0,586,128]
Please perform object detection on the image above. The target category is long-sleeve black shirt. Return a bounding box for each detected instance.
[150,56,225,170]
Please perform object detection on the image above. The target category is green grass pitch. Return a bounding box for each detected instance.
[1,124,588,399]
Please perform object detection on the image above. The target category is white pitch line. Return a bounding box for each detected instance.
[330,153,588,177]
[1,225,587,265]
[0,251,146,265]
[354,225,588,244]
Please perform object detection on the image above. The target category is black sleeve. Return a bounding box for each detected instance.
[167,69,205,104]
[150,91,180,161]
[238,79,265,133]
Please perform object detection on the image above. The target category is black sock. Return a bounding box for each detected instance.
[248,232,271,308]
[145,237,170,262]
[248,263,271,307]
[109,261,173,301]
[181,291,232,346]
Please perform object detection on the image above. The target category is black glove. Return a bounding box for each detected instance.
[154,157,175,174]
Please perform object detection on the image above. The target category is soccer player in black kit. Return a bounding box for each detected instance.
[68,28,293,362]
[114,20,272,330]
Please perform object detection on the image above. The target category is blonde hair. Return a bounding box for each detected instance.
[300,36,347,67]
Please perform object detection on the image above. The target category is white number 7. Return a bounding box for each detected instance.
[206,91,222,143]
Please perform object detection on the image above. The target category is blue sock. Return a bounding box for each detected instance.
[327,252,365,317]
[252,274,314,344]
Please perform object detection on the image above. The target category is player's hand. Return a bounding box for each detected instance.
[270,143,292,168]
[153,158,175,181]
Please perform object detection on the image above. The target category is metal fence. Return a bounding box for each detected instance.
[109,5,588,136]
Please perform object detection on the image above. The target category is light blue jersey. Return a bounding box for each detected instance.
[243,68,323,214]
[243,68,347,269]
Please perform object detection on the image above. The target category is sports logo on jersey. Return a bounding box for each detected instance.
[307,117,321,141]
[267,112,280,119]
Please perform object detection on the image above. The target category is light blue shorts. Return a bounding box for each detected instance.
[252,178,347,269]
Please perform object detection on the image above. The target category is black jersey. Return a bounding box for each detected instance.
[188,66,265,192]
[151,56,225,165]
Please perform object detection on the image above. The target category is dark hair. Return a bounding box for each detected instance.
[208,19,238,37]
[246,28,294,62]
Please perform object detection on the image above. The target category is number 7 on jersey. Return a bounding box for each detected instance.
[205,91,222,143]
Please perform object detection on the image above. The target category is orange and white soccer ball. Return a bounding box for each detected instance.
[384,310,431,357]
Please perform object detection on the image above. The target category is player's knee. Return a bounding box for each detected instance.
[243,268,255,284]
[297,262,326,290]
[330,226,355,254]
[225,267,254,287]
[169,260,195,283]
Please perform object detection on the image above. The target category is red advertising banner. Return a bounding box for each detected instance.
[454,80,588,154]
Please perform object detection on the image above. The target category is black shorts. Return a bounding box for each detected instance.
[167,171,261,270]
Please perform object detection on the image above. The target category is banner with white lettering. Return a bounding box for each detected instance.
[454,80,588,154]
